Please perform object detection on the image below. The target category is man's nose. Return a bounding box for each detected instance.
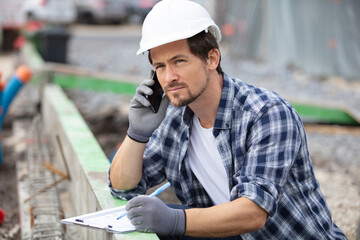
[164,66,178,84]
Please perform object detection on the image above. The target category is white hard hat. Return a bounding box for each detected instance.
[136,0,222,55]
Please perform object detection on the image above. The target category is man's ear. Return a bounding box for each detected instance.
[207,48,220,71]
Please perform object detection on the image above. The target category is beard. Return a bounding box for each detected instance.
[165,74,210,108]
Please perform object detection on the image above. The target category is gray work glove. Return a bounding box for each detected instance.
[127,71,169,143]
[126,196,186,236]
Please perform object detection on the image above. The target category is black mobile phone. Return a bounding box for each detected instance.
[147,71,163,113]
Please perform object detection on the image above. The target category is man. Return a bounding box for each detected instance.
[109,0,347,239]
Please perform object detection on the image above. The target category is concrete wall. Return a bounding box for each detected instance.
[42,84,158,240]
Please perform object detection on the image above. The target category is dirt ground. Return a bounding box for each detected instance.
[0,128,21,240]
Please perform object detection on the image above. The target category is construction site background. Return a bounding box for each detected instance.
[215,0,360,80]
[0,0,360,239]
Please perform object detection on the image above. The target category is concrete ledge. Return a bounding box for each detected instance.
[42,84,158,240]
[21,42,45,70]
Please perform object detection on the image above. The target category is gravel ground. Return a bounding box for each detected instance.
[0,129,22,240]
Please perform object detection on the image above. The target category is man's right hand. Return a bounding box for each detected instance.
[127,72,169,143]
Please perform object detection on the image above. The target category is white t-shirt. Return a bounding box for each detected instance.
[187,115,230,205]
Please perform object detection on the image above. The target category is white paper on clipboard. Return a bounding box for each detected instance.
[61,205,136,234]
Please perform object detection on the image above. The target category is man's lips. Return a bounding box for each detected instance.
[165,84,187,93]
[167,86,185,93]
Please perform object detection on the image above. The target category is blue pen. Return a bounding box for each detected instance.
[117,182,171,220]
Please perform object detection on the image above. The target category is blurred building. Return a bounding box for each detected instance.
[214,0,360,80]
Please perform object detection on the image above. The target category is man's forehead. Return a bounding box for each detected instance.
[150,39,191,62]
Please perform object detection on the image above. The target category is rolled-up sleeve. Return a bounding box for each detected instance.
[108,167,148,200]
[231,102,302,217]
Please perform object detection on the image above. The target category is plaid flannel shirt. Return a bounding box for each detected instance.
[109,73,346,239]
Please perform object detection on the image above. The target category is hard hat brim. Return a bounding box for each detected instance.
[136,24,221,55]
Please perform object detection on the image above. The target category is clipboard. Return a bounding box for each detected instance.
[61,205,136,234]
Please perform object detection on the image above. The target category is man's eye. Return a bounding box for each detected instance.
[176,59,184,64]
[155,65,164,70]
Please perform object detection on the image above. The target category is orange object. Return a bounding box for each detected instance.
[13,36,26,50]
[328,38,337,49]
[0,79,6,91]
[15,65,32,83]
[222,24,235,37]
[0,71,4,91]
[0,208,5,224]
[0,72,6,91]
[26,21,43,32]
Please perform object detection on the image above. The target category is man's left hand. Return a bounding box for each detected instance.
[126,196,186,236]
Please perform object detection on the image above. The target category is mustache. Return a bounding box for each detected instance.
[164,82,188,91]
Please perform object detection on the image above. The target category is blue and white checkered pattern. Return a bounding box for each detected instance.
[109,73,346,239]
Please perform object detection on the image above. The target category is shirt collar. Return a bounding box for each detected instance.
[182,72,234,130]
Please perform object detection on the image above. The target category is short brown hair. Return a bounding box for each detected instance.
[187,31,222,74]
[148,31,222,74]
